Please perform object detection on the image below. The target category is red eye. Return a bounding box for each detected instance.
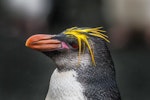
[72,44,79,49]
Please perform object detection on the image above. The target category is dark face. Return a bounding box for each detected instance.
[25,33,92,69]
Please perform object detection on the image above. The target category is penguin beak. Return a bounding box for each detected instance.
[25,34,79,52]
[25,34,63,51]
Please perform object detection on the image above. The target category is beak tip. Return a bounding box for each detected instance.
[25,42,29,47]
[25,36,33,48]
[25,38,30,47]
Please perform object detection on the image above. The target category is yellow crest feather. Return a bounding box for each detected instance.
[63,27,110,66]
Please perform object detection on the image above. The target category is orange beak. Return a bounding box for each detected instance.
[25,34,62,51]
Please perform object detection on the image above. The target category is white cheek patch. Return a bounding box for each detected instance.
[45,69,86,100]
[55,53,91,68]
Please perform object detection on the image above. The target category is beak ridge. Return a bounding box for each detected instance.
[25,34,62,51]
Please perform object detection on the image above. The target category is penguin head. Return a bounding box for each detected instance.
[25,27,109,70]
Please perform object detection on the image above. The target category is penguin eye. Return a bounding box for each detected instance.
[67,40,79,49]
[72,44,79,49]
[70,43,79,49]
[66,35,79,49]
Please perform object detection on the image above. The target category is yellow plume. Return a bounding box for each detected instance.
[63,27,110,66]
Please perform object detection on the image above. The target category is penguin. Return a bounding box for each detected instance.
[25,27,121,100]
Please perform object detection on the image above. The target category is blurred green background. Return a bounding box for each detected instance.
[0,0,150,100]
